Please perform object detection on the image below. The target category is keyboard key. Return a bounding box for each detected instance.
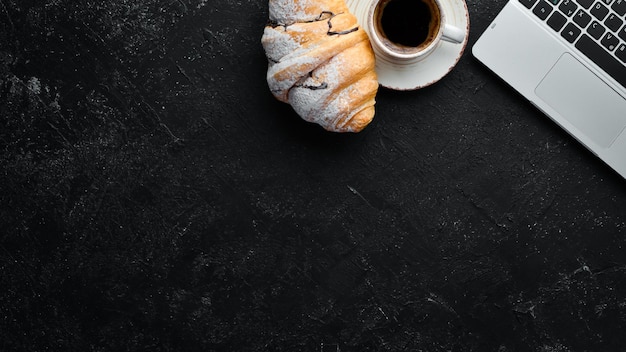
[562,22,583,42]
[519,0,538,8]
[600,0,613,4]
[588,21,606,39]
[574,9,592,27]
[605,14,623,32]
[576,34,626,89]
[601,32,620,51]
[548,0,562,4]
[560,0,579,15]
[617,43,626,63]
[534,1,554,19]
[619,24,626,41]
[613,0,626,15]
[575,0,594,8]
[590,2,609,19]
[548,11,568,30]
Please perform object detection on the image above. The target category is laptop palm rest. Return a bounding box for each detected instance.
[536,53,626,149]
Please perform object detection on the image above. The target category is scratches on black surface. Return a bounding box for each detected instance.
[347,185,376,210]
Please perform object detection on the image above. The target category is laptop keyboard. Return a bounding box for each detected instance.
[519,0,626,89]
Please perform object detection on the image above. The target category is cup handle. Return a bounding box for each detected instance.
[441,23,466,44]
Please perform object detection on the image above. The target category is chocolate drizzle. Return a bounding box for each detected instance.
[294,71,329,90]
[295,81,329,90]
[319,11,359,36]
[268,11,358,36]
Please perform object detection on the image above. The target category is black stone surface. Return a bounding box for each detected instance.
[1,0,625,351]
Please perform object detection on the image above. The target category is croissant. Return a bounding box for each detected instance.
[261,0,379,133]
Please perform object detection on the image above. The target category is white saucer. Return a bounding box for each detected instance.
[347,0,470,90]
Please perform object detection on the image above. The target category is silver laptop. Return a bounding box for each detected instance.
[473,0,626,178]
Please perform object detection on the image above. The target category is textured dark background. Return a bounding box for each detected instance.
[1,0,625,351]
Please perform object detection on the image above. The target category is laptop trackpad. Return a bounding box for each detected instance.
[535,53,626,148]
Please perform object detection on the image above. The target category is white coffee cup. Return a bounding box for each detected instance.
[348,0,466,62]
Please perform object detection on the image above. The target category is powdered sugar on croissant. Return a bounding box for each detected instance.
[261,0,378,132]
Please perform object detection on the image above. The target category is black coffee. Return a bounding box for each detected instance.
[380,0,433,48]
